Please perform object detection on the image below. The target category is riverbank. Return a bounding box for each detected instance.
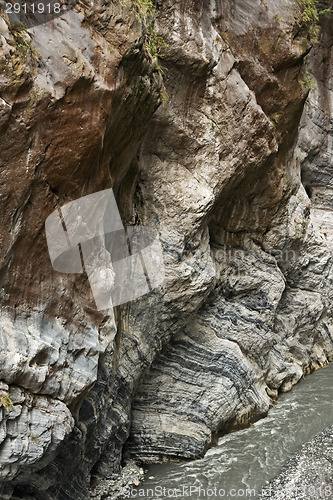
[90,460,144,500]
[261,425,333,499]
[89,364,333,500]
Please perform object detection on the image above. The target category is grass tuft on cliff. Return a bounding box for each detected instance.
[128,0,154,20]
[117,0,169,59]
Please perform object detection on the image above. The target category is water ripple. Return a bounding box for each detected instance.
[135,363,333,500]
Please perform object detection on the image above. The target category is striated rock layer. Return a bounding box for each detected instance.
[0,0,332,498]
[128,0,333,462]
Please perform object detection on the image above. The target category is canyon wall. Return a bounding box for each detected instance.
[0,0,332,498]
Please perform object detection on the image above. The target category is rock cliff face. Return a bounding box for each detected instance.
[0,0,332,498]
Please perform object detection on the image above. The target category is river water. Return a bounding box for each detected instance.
[133,363,333,500]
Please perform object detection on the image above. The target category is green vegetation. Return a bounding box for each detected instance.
[269,112,280,128]
[115,0,169,58]
[296,1,332,42]
[30,434,40,441]
[298,0,318,24]
[296,0,319,41]
[295,219,309,238]
[116,0,169,100]
[119,0,154,20]
[145,31,169,59]
[301,63,316,91]
[0,392,13,412]
[302,73,315,90]
[160,87,169,103]
[318,6,332,17]
[9,22,38,60]
[302,220,309,232]
[8,22,39,87]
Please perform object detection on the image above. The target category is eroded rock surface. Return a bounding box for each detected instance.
[0,0,332,498]
[128,0,333,462]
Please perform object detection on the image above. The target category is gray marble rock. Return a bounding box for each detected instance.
[127,0,333,463]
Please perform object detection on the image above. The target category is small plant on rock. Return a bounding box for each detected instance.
[301,62,316,91]
[318,6,332,18]
[0,392,13,412]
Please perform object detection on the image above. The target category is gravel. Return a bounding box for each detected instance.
[260,425,333,499]
[90,460,145,500]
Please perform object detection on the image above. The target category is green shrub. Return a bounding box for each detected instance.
[301,62,316,91]
[129,0,154,19]
[115,0,168,60]
[296,0,319,41]
[145,31,169,59]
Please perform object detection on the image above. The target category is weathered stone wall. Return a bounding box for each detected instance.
[128,0,333,463]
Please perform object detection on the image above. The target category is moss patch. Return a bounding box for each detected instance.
[9,22,38,60]
[7,22,39,89]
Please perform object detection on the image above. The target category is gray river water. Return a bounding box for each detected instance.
[133,363,333,500]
